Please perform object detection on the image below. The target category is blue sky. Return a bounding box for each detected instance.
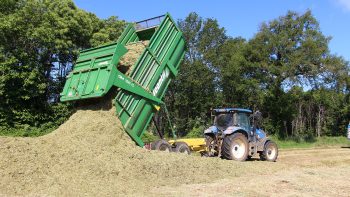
[74,0,350,61]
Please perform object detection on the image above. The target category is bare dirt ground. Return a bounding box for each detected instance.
[151,147,350,197]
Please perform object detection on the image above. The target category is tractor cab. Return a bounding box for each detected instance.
[211,108,252,133]
[205,108,253,139]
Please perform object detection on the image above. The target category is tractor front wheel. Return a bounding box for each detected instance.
[260,140,278,162]
[222,133,249,161]
[151,139,172,152]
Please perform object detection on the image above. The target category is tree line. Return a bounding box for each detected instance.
[168,12,350,139]
[1,0,349,139]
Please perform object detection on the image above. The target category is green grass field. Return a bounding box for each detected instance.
[270,136,350,149]
[0,126,55,137]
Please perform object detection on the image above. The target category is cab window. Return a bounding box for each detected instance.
[236,112,250,130]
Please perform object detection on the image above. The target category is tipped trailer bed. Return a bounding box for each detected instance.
[60,14,186,147]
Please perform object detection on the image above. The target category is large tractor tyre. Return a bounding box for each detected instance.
[259,140,278,162]
[222,133,249,161]
[151,139,172,152]
[174,142,191,155]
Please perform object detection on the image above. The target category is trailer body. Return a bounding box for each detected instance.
[60,14,185,146]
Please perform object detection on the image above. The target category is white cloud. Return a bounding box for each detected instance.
[335,0,350,12]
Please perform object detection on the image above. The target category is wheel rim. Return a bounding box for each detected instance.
[159,144,170,152]
[266,144,276,160]
[180,148,189,154]
[231,138,246,159]
[208,141,215,154]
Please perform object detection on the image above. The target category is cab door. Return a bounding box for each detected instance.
[237,112,251,132]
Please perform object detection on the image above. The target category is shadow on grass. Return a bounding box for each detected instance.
[341,146,350,149]
[246,157,261,161]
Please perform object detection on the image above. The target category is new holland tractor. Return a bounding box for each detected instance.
[202,108,278,161]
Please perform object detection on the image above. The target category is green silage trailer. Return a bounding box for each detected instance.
[60,14,185,147]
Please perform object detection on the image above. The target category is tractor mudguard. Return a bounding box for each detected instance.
[257,139,270,151]
[255,128,266,140]
[204,126,218,134]
[223,126,247,135]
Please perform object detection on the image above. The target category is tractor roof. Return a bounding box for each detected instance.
[213,108,252,114]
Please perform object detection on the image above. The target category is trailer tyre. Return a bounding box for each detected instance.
[260,140,278,162]
[222,133,249,161]
[174,142,191,155]
[151,139,172,152]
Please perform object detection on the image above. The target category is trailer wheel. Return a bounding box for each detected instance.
[174,142,191,155]
[260,140,278,162]
[222,133,249,161]
[151,139,172,152]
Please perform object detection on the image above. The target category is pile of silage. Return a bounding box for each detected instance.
[118,40,149,75]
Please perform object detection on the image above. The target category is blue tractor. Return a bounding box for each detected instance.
[203,108,278,161]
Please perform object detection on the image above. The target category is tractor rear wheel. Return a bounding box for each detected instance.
[260,140,278,162]
[151,139,172,152]
[174,142,191,155]
[222,133,249,161]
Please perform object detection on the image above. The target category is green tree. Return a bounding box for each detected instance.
[247,10,349,137]
[0,0,125,130]
[90,16,125,47]
[218,37,265,109]
[165,13,227,136]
